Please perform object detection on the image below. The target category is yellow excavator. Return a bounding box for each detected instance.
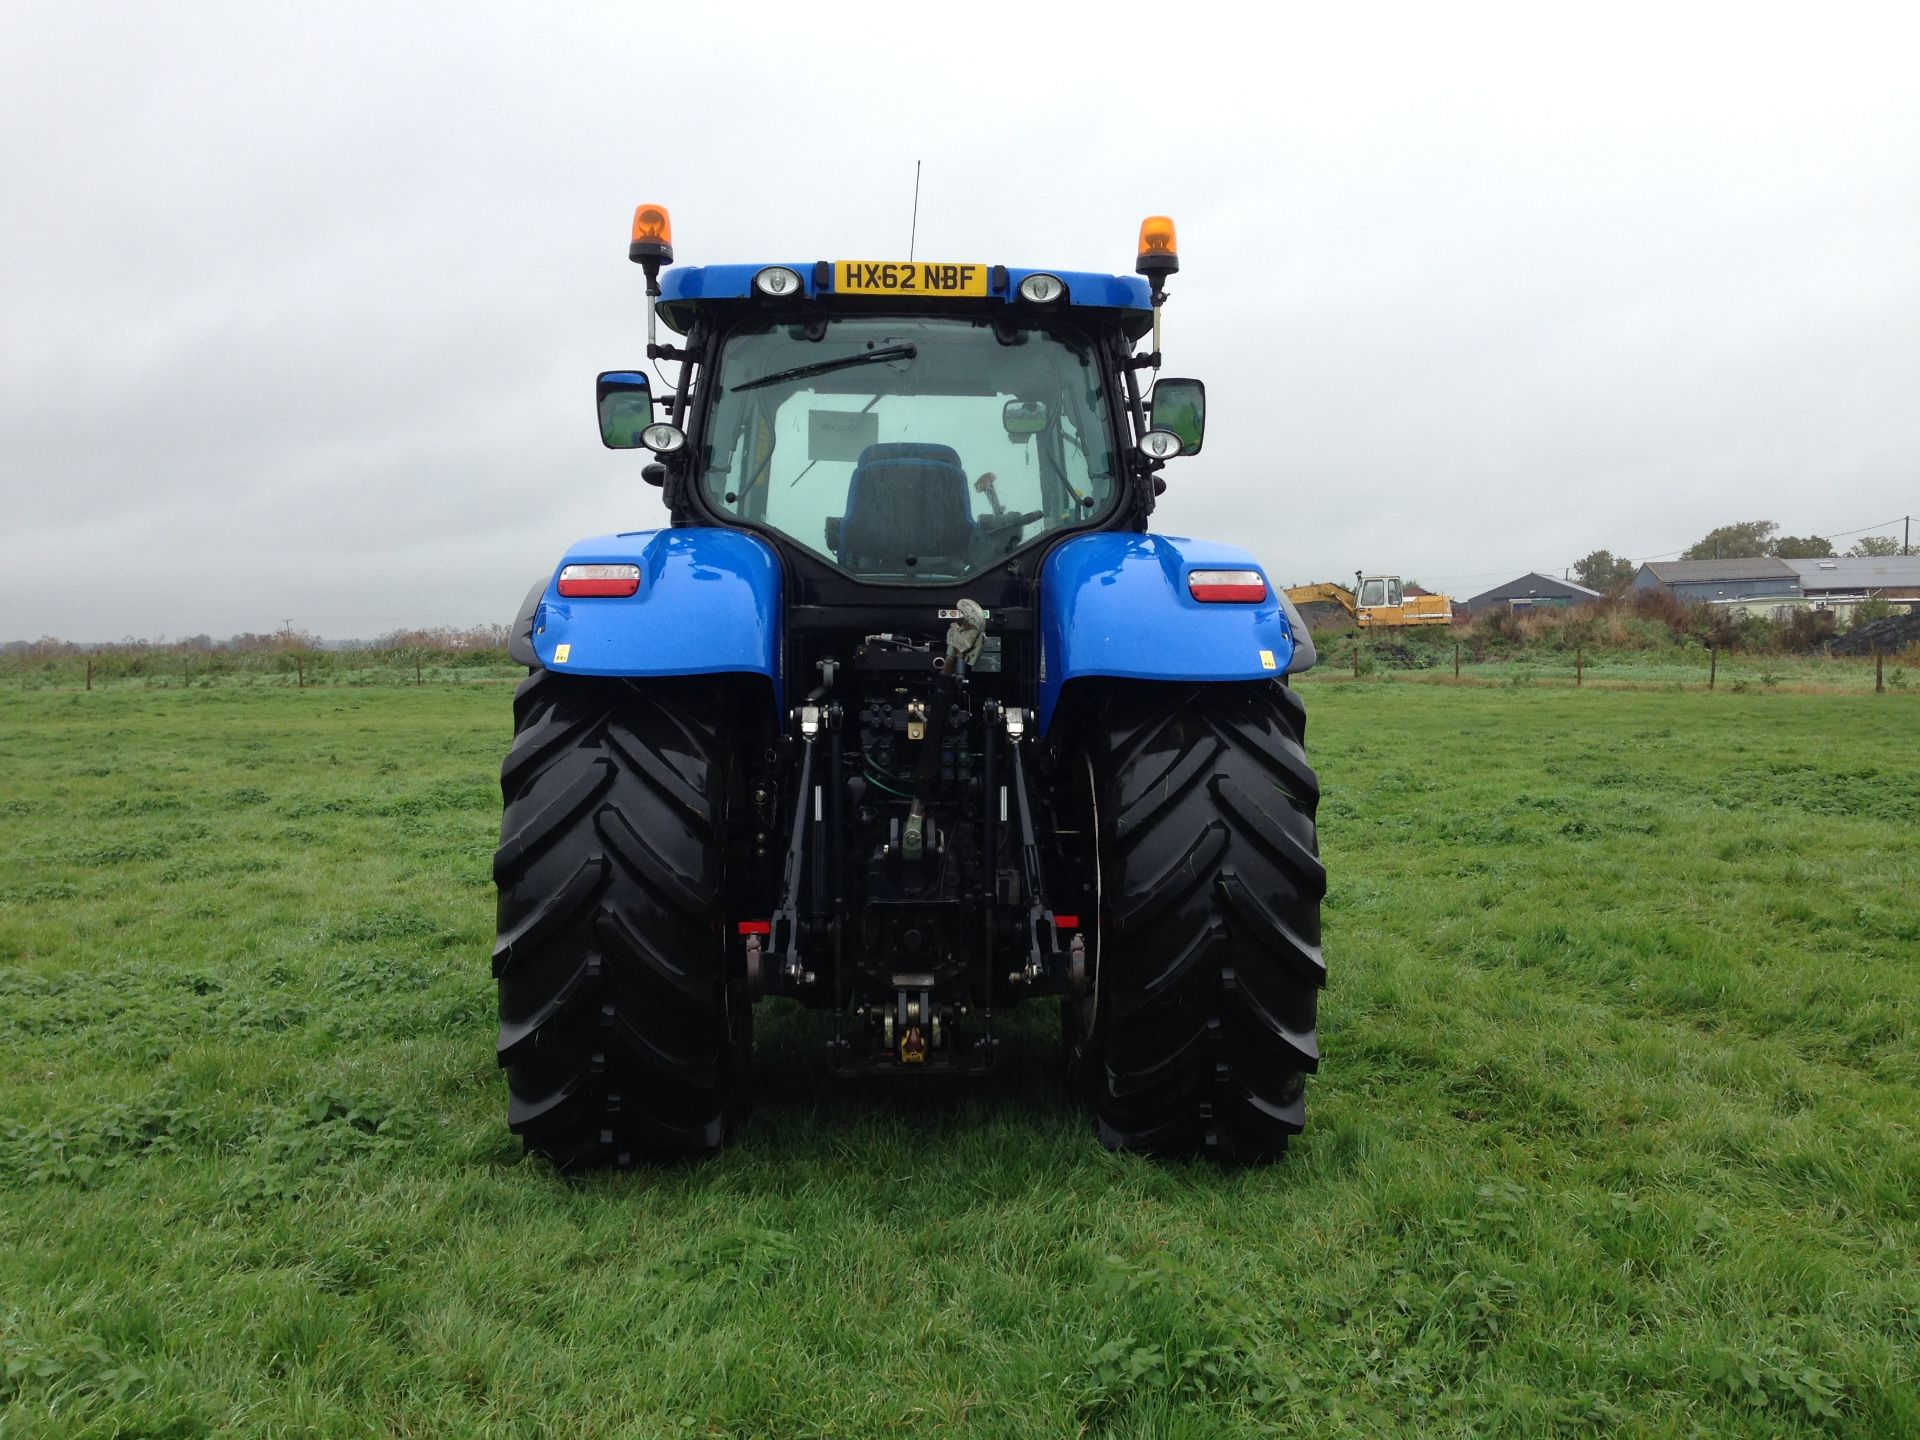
[1283,574,1454,629]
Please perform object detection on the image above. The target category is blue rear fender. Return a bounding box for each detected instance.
[528,529,783,710]
[1037,534,1305,734]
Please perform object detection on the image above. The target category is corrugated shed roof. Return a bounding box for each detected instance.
[1535,572,1603,597]
[1788,556,1920,589]
[1639,558,1798,583]
[1464,573,1604,607]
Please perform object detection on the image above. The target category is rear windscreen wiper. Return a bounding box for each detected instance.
[731,343,917,393]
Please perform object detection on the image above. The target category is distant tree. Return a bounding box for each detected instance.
[1572,549,1636,593]
[372,625,511,652]
[1771,534,1834,559]
[1848,596,1896,628]
[1848,535,1901,557]
[1681,520,1777,560]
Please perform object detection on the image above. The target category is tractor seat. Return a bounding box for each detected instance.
[836,442,973,573]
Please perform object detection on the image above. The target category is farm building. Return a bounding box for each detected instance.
[1632,557,1801,604]
[1464,573,1604,614]
[1788,555,1920,604]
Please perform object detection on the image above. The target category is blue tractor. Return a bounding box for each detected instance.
[494,206,1324,1166]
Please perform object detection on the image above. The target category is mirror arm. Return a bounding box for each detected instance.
[1123,352,1162,371]
[1134,454,1168,493]
[1118,354,1149,443]
[662,457,700,525]
[666,324,709,435]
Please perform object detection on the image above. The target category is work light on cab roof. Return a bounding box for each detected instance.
[754,266,803,298]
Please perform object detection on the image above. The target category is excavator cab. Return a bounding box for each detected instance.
[1354,572,1450,627]
[1355,575,1403,612]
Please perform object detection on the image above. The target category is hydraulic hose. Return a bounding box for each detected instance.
[903,600,987,861]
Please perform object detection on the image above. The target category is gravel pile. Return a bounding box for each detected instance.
[1825,610,1920,656]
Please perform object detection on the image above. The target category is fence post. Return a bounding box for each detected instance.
[85,657,92,691]
[415,657,423,686]
[1576,648,1583,688]
[1709,647,1716,690]
[296,656,304,690]
[1877,652,1885,694]
[1352,641,1360,679]
[1454,642,1461,679]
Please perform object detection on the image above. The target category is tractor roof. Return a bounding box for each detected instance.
[656,263,1154,340]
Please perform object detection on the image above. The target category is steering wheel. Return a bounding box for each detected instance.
[976,508,1044,534]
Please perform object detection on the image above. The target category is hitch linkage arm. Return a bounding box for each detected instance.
[1001,707,1064,987]
[772,704,831,988]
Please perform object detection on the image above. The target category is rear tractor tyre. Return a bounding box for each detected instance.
[492,671,746,1168]
[1079,681,1325,1162]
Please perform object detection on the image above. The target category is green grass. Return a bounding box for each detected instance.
[1,684,1916,1437]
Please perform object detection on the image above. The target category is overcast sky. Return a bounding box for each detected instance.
[3,2,1916,640]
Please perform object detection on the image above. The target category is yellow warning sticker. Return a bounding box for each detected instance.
[554,644,572,664]
[1259,649,1277,670]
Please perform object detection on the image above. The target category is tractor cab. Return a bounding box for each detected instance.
[696,317,1115,585]
[597,209,1205,607]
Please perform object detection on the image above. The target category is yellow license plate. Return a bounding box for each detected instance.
[835,261,989,296]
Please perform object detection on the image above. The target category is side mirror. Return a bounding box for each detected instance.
[1002,398,1050,439]
[596,371,653,449]
[1148,377,1206,456]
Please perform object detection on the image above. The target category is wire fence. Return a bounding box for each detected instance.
[1299,637,1915,695]
[0,651,526,692]
[3,641,1914,697]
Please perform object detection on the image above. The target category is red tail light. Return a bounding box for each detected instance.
[1187,569,1267,603]
[556,563,641,598]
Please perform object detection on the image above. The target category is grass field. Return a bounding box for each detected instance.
[1,683,1915,1437]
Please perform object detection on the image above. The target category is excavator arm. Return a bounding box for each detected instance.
[1282,582,1358,617]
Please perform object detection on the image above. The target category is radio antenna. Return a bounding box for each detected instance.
[909,160,922,261]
